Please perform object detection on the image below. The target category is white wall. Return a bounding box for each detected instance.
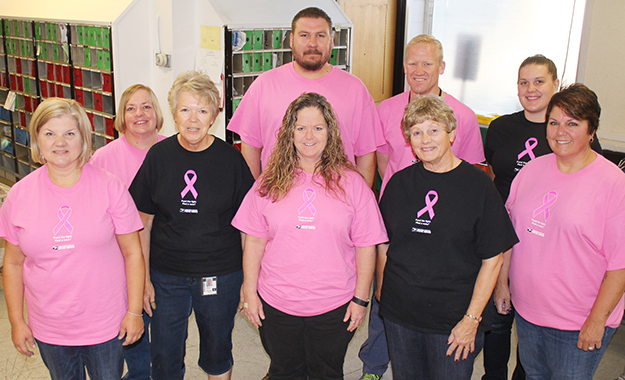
[113,0,172,134]
[0,0,132,23]
[577,0,625,152]
[150,0,176,136]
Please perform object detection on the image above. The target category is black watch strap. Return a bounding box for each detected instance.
[351,296,369,307]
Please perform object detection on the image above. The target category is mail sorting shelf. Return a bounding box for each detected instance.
[2,19,41,180]
[0,19,117,183]
[0,22,17,183]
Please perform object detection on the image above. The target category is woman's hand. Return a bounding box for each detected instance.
[11,320,35,357]
[494,281,512,315]
[4,242,35,357]
[143,280,155,317]
[577,316,605,351]
[119,312,145,346]
[577,269,625,351]
[446,316,479,361]
[238,284,245,312]
[343,302,367,332]
[241,288,265,328]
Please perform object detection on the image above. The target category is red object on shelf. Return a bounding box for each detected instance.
[31,62,37,77]
[56,84,64,97]
[47,63,55,81]
[15,59,22,74]
[75,88,84,105]
[48,82,56,97]
[87,112,95,130]
[55,65,63,84]
[17,76,23,92]
[9,74,16,89]
[24,97,32,112]
[63,66,71,84]
[40,80,48,97]
[93,93,103,112]
[20,112,26,128]
[105,118,115,137]
[74,68,83,87]
[102,73,112,92]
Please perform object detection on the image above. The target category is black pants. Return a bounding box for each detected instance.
[482,302,525,380]
[259,298,354,380]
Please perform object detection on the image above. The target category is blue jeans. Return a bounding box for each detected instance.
[36,336,123,380]
[150,268,242,380]
[385,319,484,380]
[123,312,151,380]
[515,312,615,380]
[358,280,389,377]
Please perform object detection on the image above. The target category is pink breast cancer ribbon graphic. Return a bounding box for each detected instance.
[181,170,198,199]
[518,137,538,160]
[53,205,74,235]
[533,191,558,221]
[298,188,317,215]
[416,190,438,219]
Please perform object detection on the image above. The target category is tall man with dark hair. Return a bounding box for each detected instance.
[228,7,383,188]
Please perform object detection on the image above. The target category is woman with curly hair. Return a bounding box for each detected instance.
[232,92,387,380]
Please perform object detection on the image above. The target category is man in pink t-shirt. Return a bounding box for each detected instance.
[377,35,485,193]
[227,7,383,188]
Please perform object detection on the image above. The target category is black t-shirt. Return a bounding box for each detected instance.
[378,161,518,334]
[485,111,603,201]
[130,135,254,277]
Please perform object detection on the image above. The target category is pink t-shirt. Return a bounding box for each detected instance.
[90,134,166,187]
[0,164,143,345]
[377,91,485,192]
[506,154,625,330]
[232,170,387,316]
[227,63,384,169]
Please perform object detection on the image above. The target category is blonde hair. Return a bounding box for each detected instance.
[401,95,457,142]
[405,34,444,64]
[168,71,220,117]
[30,98,92,166]
[258,93,358,202]
[115,84,164,133]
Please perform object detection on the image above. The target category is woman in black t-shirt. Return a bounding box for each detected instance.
[482,54,560,380]
[130,71,254,380]
[378,96,518,380]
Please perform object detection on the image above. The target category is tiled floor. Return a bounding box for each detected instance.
[1,270,625,380]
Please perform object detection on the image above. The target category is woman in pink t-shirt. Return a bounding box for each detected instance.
[233,92,387,380]
[1,98,145,380]
[499,84,625,379]
[90,84,166,380]
[91,84,166,186]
